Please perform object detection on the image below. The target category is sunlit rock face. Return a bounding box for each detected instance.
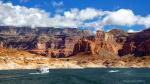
[0,26,125,57]
[37,42,46,50]
[0,41,4,48]
[1,27,122,57]
[1,26,149,57]
[119,28,150,56]
[0,26,93,57]
[108,29,129,44]
[46,36,81,58]
[91,30,123,55]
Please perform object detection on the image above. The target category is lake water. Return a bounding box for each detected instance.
[0,68,150,84]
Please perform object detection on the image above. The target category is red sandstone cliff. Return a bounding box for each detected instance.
[90,30,123,55]
[72,30,124,56]
[0,26,149,57]
[119,28,150,56]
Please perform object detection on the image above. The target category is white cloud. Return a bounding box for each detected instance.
[137,15,150,28]
[83,21,105,30]
[103,9,137,26]
[79,8,104,20]
[64,8,105,21]
[100,9,150,30]
[0,2,150,30]
[51,1,64,7]
[48,14,83,28]
[0,2,51,27]
[0,2,82,28]
[127,29,140,33]
[51,1,64,14]
[0,2,104,28]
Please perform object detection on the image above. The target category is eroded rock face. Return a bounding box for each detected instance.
[0,41,4,48]
[30,29,125,57]
[0,26,94,57]
[108,29,129,44]
[73,39,91,54]
[119,28,150,56]
[45,36,82,58]
[1,26,149,57]
[0,26,93,49]
[91,30,123,55]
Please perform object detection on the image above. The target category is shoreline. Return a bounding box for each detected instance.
[0,60,150,70]
[0,67,150,71]
[0,48,150,70]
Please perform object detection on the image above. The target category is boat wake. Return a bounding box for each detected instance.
[29,72,44,75]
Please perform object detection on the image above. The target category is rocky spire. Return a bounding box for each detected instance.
[95,30,105,45]
[0,41,3,48]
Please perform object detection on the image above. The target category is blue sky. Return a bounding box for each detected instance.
[1,0,150,32]
[4,0,150,16]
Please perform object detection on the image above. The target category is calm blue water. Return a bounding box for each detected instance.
[0,68,150,84]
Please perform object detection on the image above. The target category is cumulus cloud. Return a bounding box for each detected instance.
[137,15,150,28]
[97,9,150,30]
[48,14,83,28]
[64,8,104,21]
[0,2,82,28]
[51,1,64,7]
[0,2,150,30]
[51,1,64,14]
[127,29,140,33]
[83,21,105,30]
[103,9,137,26]
[0,2,104,28]
[0,2,51,27]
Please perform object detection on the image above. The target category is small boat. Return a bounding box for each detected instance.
[29,66,49,75]
[38,66,49,74]
[108,70,119,73]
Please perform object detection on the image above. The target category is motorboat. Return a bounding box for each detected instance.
[108,70,119,73]
[38,66,49,74]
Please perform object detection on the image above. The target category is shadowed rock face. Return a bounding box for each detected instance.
[73,39,91,54]
[119,28,150,56]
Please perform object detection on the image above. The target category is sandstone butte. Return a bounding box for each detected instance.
[0,26,150,70]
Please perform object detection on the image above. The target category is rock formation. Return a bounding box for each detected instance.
[73,39,91,54]
[0,26,94,57]
[0,26,149,57]
[0,41,4,48]
[91,30,123,55]
[119,28,150,56]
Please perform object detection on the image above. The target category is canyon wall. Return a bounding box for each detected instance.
[119,29,150,56]
[0,26,93,57]
[0,26,149,57]
[91,30,123,55]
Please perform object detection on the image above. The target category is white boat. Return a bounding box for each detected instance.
[29,66,49,75]
[38,66,49,74]
[108,70,119,73]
